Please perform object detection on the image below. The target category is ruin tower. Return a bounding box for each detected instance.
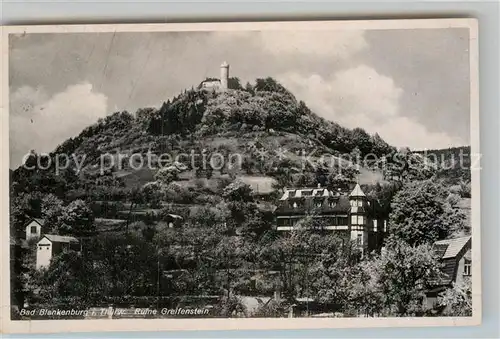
[220,61,229,90]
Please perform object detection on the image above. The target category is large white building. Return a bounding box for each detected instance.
[274,183,387,255]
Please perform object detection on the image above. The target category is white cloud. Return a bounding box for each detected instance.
[10,83,108,167]
[279,65,461,150]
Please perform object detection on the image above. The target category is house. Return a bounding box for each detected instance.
[36,234,80,270]
[25,218,45,241]
[274,183,386,254]
[425,236,472,309]
[199,62,230,91]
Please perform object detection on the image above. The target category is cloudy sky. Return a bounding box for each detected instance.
[9,28,470,167]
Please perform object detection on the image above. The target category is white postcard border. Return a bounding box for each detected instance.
[0,18,481,334]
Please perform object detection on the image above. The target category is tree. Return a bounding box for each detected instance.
[141,181,164,208]
[189,204,230,229]
[40,194,64,231]
[222,180,254,203]
[458,180,471,198]
[307,233,356,310]
[349,237,443,316]
[33,250,108,307]
[59,199,95,236]
[389,180,465,245]
[154,166,179,185]
[365,181,402,220]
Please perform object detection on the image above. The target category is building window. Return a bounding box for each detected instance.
[464,259,471,276]
[293,202,298,209]
[31,226,37,234]
[351,215,365,225]
[338,217,348,225]
[357,200,363,207]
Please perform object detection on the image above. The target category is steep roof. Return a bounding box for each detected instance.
[279,188,334,200]
[434,236,471,259]
[165,214,183,220]
[349,183,366,197]
[429,236,472,287]
[26,218,45,227]
[42,234,79,244]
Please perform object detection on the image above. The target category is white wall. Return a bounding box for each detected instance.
[25,220,41,241]
[36,237,53,270]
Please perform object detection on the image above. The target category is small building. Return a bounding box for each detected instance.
[164,214,183,228]
[36,234,80,270]
[425,236,472,310]
[25,218,46,241]
[274,183,386,254]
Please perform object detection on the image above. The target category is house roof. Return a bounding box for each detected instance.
[275,195,351,216]
[349,183,366,197]
[42,234,79,244]
[280,188,334,200]
[26,218,45,227]
[434,236,471,259]
[165,214,183,220]
[429,236,472,287]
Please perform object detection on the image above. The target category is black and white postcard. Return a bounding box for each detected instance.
[1,19,480,334]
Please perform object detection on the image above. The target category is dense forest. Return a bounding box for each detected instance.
[414,146,472,184]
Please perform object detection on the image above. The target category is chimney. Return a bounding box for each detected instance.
[317,183,321,188]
